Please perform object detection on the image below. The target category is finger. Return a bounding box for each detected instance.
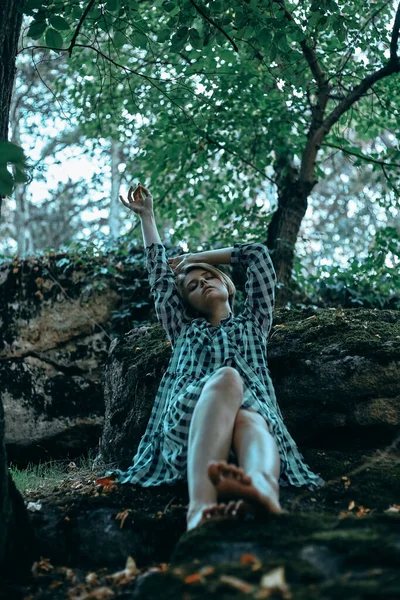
[128,186,133,202]
[141,185,150,194]
[119,195,130,208]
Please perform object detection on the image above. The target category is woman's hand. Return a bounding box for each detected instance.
[119,182,154,218]
[168,252,195,273]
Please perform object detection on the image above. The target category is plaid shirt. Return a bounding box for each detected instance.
[111,242,324,490]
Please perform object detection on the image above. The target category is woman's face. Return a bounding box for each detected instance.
[184,269,229,315]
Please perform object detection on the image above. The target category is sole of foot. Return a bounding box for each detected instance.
[208,459,283,516]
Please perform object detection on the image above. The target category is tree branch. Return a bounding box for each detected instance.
[299,2,400,183]
[188,0,238,52]
[68,0,97,57]
[322,142,400,169]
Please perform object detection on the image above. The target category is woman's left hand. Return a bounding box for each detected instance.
[168,253,195,272]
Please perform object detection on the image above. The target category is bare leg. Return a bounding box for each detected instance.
[186,367,246,531]
[208,408,282,514]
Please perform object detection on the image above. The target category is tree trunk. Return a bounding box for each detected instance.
[267,177,314,307]
[0,0,24,218]
[0,0,36,576]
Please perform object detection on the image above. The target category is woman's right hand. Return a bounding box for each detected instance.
[119,182,154,218]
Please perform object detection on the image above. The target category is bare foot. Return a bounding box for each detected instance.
[186,499,250,531]
[208,460,283,516]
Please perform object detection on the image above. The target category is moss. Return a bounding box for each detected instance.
[270,308,400,359]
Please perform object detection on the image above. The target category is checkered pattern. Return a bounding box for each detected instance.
[109,242,325,490]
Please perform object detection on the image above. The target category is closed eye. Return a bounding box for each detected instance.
[188,275,214,292]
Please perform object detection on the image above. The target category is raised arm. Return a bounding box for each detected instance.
[120,183,188,345]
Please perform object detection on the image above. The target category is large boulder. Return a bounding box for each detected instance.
[0,251,151,463]
[98,308,400,470]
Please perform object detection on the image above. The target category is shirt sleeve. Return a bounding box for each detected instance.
[230,242,276,334]
[145,242,189,345]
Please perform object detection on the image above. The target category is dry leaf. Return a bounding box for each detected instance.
[384,504,400,513]
[32,558,54,575]
[184,573,202,584]
[259,566,292,599]
[356,505,370,517]
[86,572,100,586]
[341,476,351,488]
[106,556,137,585]
[219,575,255,594]
[240,553,262,570]
[348,500,355,511]
[95,474,116,487]
[115,509,131,529]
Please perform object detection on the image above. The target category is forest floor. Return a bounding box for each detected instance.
[2,446,400,600]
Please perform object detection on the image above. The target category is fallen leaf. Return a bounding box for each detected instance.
[339,511,349,519]
[95,474,117,487]
[86,572,100,586]
[115,509,131,529]
[259,566,292,599]
[356,505,370,517]
[341,476,351,488]
[219,575,255,594]
[384,504,400,513]
[348,500,355,511]
[106,556,137,585]
[240,553,262,570]
[32,557,54,575]
[184,573,202,584]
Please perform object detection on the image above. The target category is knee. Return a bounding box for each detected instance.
[204,366,244,396]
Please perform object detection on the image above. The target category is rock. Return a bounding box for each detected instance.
[98,325,171,470]
[98,308,400,469]
[0,254,123,463]
[268,308,400,447]
[0,392,36,579]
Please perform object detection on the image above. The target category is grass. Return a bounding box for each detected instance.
[8,449,99,496]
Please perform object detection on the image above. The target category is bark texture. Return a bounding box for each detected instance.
[0,0,24,218]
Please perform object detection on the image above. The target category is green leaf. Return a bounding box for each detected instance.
[170,27,189,52]
[134,31,148,48]
[189,28,202,49]
[48,15,70,31]
[162,1,176,12]
[27,19,47,39]
[106,0,120,11]
[14,166,28,184]
[25,0,44,8]
[0,141,26,165]
[157,28,171,43]
[113,30,126,48]
[45,28,63,48]
[0,166,14,196]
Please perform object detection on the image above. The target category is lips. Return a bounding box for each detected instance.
[203,287,214,295]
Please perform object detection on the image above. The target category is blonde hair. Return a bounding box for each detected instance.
[175,262,236,318]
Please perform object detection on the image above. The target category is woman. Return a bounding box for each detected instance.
[114,182,324,531]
